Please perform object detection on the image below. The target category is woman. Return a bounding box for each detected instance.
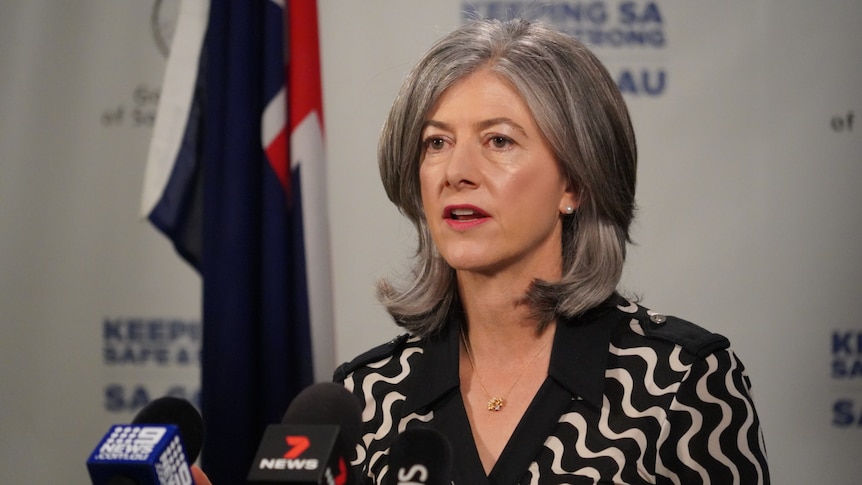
[333,18,770,485]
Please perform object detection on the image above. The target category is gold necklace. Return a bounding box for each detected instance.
[459,325,550,412]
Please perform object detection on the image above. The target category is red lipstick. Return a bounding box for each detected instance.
[442,204,490,230]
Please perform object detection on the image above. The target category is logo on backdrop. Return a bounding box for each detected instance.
[99,0,179,127]
[463,1,667,97]
[831,330,862,428]
[102,317,201,413]
[100,84,161,128]
[151,0,180,58]
[99,0,179,128]
[830,111,855,133]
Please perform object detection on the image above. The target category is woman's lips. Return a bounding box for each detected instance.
[443,205,490,230]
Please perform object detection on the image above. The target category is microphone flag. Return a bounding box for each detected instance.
[86,425,192,485]
[247,382,361,485]
[247,424,344,485]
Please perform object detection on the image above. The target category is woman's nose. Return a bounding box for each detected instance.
[444,142,480,189]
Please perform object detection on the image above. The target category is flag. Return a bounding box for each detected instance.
[141,0,333,483]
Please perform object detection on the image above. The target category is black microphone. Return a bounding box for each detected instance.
[86,396,204,485]
[247,382,362,484]
[384,428,452,485]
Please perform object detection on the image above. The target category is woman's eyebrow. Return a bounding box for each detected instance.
[421,117,529,137]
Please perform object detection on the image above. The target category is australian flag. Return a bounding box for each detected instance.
[140,1,333,483]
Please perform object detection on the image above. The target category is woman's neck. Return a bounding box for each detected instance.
[455,270,558,474]
[456,270,555,360]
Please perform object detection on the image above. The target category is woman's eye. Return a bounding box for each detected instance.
[488,136,512,149]
[425,137,446,151]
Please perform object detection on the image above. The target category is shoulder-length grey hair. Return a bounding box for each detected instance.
[376,18,637,337]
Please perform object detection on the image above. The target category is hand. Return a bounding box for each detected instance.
[191,465,212,485]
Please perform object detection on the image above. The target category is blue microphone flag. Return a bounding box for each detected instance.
[86,424,192,485]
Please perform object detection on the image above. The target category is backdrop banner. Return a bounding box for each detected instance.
[0,1,859,483]
[0,1,202,483]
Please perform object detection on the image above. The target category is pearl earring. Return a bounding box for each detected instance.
[564,206,574,214]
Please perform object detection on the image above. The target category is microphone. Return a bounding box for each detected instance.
[384,428,452,485]
[86,397,204,485]
[247,382,362,485]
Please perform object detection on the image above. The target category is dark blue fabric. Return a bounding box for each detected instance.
[147,62,205,269]
[155,1,316,483]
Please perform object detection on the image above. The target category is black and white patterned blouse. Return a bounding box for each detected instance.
[334,298,770,484]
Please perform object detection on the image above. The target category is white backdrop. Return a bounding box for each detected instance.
[0,1,859,483]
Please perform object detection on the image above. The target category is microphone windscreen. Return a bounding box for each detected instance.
[281,382,362,448]
[132,396,204,463]
[387,428,453,485]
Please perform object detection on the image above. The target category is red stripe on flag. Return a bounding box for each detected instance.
[265,127,289,192]
[288,1,323,134]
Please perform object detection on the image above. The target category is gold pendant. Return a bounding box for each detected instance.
[487,397,504,411]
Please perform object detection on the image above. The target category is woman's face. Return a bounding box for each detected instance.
[419,69,577,279]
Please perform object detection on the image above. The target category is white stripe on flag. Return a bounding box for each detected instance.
[261,87,286,151]
[291,111,335,379]
[140,0,210,219]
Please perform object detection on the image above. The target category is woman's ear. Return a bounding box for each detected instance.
[559,183,579,215]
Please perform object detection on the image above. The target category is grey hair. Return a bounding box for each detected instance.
[376,18,637,337]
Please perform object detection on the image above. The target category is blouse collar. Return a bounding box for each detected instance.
[402,298,623,414]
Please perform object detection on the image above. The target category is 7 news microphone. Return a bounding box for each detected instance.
[384,428,452,485]
[247,382,363,485]
[86,396,205,485]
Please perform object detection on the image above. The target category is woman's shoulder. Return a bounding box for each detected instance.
[333,333,424,383]
[610,299,731,359]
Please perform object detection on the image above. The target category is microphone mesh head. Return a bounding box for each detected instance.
[132,396,204,463]
[387,428,453,485]
[282,382,363,449]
